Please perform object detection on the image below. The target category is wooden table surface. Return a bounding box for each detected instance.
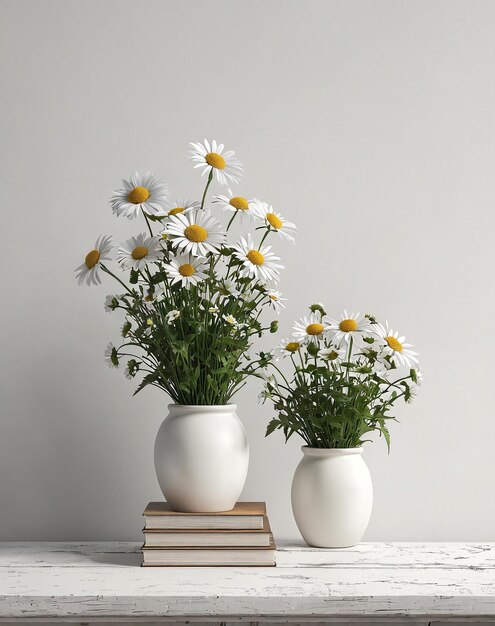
[0,541,494,623]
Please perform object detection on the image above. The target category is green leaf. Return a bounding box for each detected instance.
[129,269,139,284]
[146,213,166,222]
[265,418,281,437]
[110,347,119,367]
[133,373,157,396]
[307,342,319,357]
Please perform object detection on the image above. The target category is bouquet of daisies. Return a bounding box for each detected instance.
[261,304,421,449]
[75,139,296,405]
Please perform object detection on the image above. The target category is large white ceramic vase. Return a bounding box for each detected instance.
[154,404,249,512]
[291,446,373,547]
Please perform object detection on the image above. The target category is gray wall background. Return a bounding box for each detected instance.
[1,0,494,541]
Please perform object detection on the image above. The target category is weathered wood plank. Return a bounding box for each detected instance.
[0,617,495,626]
[1,542,494,569]
[0,620,440,626]
[0,620,494,625]
[0,620,419,625]
[0,542,494,619]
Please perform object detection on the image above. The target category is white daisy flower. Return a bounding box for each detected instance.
[373,322,419,368]
[111,172,169,219]
[104,294,123,312]
[261,372,277,390]
[406,385,418,404]
[214,189,253,220]
[163,254,207,288]
[240,290,256,303]
[117,233,162,271]
[216,277,240,299]
[292,314,330,343]
[414,369,423,386]
[104,342,118,368]
[231,234,283,283]
[165,210,226,257]
[361,341,382,363]
[104,295,115,312]
[190,139,243,185]
[143,284,164,307]
[276,338,303,358]
[124,360,139,380]
[223,314,248,331]
[327,311,370,346]
[258,387,271,403]
[320,346,346,363]
[251,199,297,243]
[75,235,113,286]
[166,309,181,325]
[258,373,277,401]
[266,290,286,312]
[165,199,200,217]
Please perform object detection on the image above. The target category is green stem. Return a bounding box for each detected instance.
[345,336,354,385]
[142,209,154,237]
[100,264,134,295]
[200,170,213,210]
[258,229,270,249]
[226,211,238,231]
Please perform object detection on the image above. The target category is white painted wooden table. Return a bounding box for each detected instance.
[0,542,494,625]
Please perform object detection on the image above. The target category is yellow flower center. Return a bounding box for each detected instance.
[131,246,149,260]
[266,212,283,229]
[269,293,278,301]
[184,224,208,242]
[168,207,184,216]
[326,350,339,361]
[246,249,265,266]
[128,186,150,204]
[205,152,226,170]
[85,249,100,269]
[339,319,358,332]
[178,263,195,277]
[306,323,324,336]
[386,336,403,352]
[286,341,300,352]
[229,196,249,211]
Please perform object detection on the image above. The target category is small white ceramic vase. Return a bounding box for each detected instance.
[154,404,249,512]
[291,446,373,548]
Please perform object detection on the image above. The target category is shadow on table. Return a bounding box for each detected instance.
[84,549,142,567]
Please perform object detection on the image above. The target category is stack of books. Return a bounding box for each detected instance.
[141,501,276,566]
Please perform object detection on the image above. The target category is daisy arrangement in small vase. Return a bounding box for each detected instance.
[261,303,422,548]
[75,138,294,406]
[262,304,421,450]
